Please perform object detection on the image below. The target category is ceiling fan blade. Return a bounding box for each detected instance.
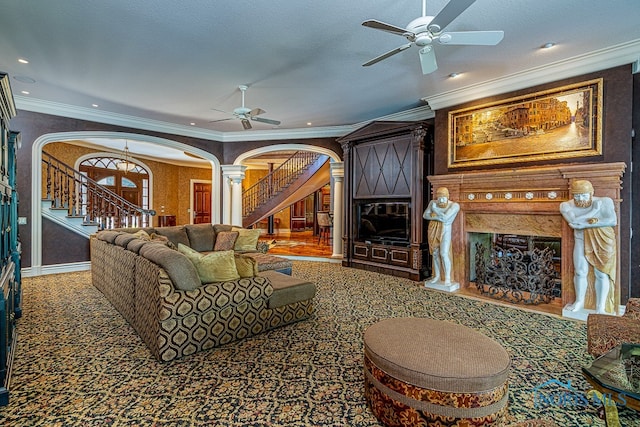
[427,0,476,33]
[362,19,411,36]
[363,43,413,67]
[211,107,230,114]
[418,45,438,74]
[252,116,281,126]
[437,30,504,45]
[241,118,252,130]
[209,118,234,123]
[249,108,266,116]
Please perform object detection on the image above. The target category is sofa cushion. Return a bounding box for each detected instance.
[184,223,215,252]
[178,244,240,283]
[234,254,259,278]
[114,233,138,248]
[214,231,239,251]
[213,224,233,234]
[154,226,190,247]
[96,230,123,243]
[126,238,149,253]
[259,270,316,308]
[232,227,261,252]
[139,242,201,291]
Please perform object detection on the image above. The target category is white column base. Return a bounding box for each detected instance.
[425,281,460,292]
[562,306,618,321]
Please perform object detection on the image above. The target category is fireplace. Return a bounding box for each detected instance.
[428,162,625,315]
[469,233,561,305]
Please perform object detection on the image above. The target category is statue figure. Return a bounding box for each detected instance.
[559,180,617,314]
[423,187,460,285]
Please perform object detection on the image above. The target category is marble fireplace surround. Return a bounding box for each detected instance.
[428,162,625,312]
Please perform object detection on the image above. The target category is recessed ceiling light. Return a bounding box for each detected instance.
[307,122,312,126]
[91,104,99,108]
[542,42,555,49]
[18,58,29,64]
[21,90,29,95]
[449,72,460,78]
[190,122,196,126]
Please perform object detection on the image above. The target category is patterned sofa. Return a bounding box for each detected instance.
[587,298,640,357]
[90,224,316,362]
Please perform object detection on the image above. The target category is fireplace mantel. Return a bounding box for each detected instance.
[428,162,626,313]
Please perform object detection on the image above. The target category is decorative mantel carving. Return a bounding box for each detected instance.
[428,162,626,314]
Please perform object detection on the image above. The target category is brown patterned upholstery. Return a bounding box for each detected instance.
[587,298,640,357]
[364,318,511,426]
[90,231,313,362]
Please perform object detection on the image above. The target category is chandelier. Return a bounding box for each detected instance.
[116,140,136,172]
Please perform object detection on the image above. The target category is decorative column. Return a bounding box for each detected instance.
[330,162,344,258]
[221,165,246,226]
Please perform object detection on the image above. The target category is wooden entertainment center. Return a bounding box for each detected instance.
[339,121,433,281]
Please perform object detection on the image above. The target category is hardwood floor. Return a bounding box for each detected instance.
[260,230,333,258]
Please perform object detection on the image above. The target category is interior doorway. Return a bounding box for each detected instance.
[191,180,212,224]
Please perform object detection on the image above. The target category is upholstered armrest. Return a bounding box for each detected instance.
[587,313,640,357]
[623,298,640,320]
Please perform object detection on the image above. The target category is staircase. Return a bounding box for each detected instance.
[42,152,155,237]
[242,151,330,228]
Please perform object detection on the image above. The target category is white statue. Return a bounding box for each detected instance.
[559,180,617,314]
[423,187,460,285]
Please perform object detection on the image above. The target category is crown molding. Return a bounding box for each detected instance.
[423,38,640,110]
[14,96,434,143]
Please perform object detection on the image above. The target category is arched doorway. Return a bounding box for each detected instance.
[79,156,150,209]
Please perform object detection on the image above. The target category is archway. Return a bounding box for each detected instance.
[30,131,221,275]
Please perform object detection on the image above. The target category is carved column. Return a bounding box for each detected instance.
[221,165,246,226]
[330,162,344,258]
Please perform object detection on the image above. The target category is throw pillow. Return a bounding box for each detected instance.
[178,244,240,283]
[231,227,261,252]
[234,254,259,278]
[132,229,151,241]
[150,233,178,250]
[214,231,239,251]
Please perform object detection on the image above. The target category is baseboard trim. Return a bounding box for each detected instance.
[21,261,91,277]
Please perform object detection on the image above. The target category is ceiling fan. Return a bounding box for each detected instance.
[362,0,504,74]
[210,85,281,130]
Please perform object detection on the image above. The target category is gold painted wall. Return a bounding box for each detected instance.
[43,142,211,226]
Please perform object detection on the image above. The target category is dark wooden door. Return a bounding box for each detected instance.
[193,182,211,224]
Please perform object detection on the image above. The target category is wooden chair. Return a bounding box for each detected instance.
[316,212,333,245]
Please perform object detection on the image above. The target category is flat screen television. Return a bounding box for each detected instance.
[356,201,411,245]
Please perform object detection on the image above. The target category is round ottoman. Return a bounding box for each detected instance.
[364,318,511,426]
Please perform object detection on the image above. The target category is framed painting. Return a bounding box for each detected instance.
[448,78,603,168]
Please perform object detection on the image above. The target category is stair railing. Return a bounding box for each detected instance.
[42,152,156,230]
[242,151,321,218]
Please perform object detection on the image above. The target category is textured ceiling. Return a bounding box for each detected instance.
[1,0,640,153]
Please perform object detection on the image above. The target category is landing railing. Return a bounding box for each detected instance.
[42,152,155,230]
[243,151,320,218]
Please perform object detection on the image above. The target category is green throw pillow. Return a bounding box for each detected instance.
[178,244,240,283]
[234,254,259,278]
[231,227,261,252]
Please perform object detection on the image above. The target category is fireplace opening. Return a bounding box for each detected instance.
[469,233,561,305]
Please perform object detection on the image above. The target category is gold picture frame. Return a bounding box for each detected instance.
[448,78,603,168]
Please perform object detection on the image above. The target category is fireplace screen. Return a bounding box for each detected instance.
[470,233,561,305]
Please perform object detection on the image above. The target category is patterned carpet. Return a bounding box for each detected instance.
[1,261,638,426]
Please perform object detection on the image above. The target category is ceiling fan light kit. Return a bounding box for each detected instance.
[362,0,504,75]
[210,85,281,130]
